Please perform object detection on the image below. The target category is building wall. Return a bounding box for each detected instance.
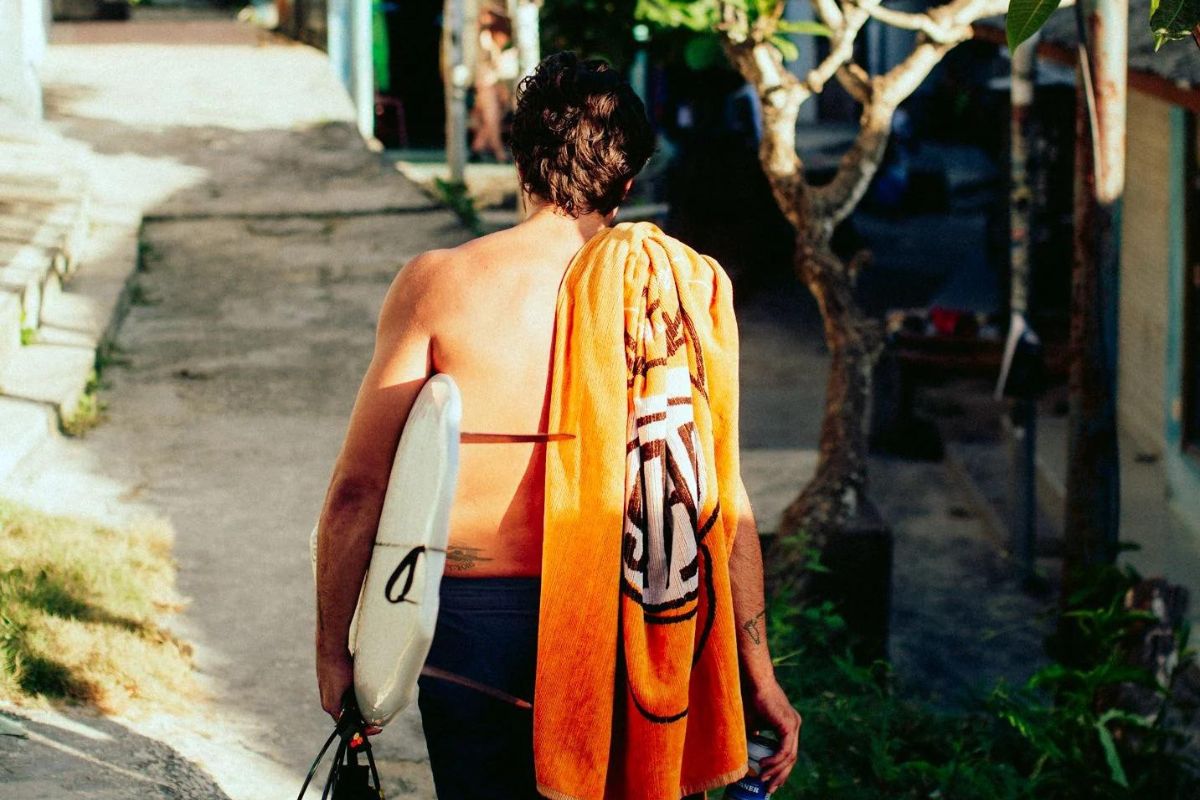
[1163,106,1200,539]
[0,0,49,119]
[1118,90,1173,453]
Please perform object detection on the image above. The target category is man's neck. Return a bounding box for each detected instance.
[520,199,612,247]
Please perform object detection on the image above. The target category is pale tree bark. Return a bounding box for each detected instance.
[508,0,541,82]
[443,0,479,183]
[717,0,1008,569]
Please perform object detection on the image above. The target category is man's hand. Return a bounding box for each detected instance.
[317,648,354,721]
[745,675,802,792]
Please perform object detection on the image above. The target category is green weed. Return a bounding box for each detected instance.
[767,564,1199,799]
[18,310,35,346]
[60,370,105,438]
[434,178,484,236]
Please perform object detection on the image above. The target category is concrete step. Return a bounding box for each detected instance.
[0,342,96,423]
[0,199,89,269]
[0,113,139,480]
[0,293,21,375]
[0,245,57,334]
[0,192,91,358]
[0,220,139,428]
[0,396,56,480]
[39,223,138,345]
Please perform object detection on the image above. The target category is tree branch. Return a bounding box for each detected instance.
[803,3,872,93]
[810,0,1013,224]
[720,37,810,226]
[810,101,893,228]
[835,62,871,104]
[858,1,956,41]
[810,0,844,31]
[849,0,1012,44]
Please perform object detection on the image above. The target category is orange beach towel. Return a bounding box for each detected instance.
[536,222,748,800]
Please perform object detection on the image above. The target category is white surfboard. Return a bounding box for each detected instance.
[311,373,461,727]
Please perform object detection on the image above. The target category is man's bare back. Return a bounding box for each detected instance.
[412,211,608,576]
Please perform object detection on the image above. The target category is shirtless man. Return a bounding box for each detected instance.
[315,51,800,799]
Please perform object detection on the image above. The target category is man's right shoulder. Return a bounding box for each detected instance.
[384,239,485,329]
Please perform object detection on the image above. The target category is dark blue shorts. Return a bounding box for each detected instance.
[418,577,542,800]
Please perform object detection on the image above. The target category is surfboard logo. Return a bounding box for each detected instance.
[383,546,426,605]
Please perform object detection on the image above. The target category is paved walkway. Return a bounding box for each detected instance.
[1,9,1054,799]
[2,11,460,799]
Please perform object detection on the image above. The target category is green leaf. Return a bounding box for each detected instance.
[1006,0,1065,50]
[1095,711,1130,788]
[1150,0,1200,48]
[635,0,719,31]
[770,34,801,60]
[683,35,726,70]
[776,19,834,36]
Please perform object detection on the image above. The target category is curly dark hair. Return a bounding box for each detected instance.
[507,51,655,217]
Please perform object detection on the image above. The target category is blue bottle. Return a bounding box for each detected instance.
[723,734,778,799]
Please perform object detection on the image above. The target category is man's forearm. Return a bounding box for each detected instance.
[729,480,776,686]
[315,477,385,657]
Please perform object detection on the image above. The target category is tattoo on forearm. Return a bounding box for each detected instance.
[742,608,767,645]
[446,545,494,571]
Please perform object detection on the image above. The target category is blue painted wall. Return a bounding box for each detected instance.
[1162,107,1200,528]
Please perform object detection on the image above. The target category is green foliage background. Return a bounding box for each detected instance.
[767,566,1200,799]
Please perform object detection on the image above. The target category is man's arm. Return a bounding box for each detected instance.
[729,476,802,792]
[314,252,441,719]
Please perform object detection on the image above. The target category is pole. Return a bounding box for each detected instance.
[442,0,476,183]
[1063,0,1126,589]
[327,0,350,89]
[511,0,540,83]
[350,0,374,140]
[1008,33,1040,580]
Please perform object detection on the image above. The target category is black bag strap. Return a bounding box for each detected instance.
[297,691,382,800]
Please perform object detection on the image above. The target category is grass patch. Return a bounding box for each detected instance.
[769,564,1200,799]
[61,342,130,438]
[61,369,105,438]
[433,178,484,236]
[19,310,36,346]
[0,500,197,714]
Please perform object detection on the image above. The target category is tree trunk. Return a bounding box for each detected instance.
[1063,0,1125,592]
[776,237,883,563]
[442,0,477,183]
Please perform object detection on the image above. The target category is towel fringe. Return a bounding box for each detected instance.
[538,762,749,800]
[536,783,588,800]
[680,763,750,795]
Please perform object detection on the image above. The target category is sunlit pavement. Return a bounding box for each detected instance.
[1,7,456,798]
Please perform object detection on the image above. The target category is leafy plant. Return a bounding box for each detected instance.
[636,0,830,54]
[1007,0,1199,52]
[1150,0,1200,49]
[433,178,484,236]
[61,369,105,438]
[765,563,1200,799]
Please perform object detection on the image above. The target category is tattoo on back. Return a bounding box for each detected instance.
[446,545,494,571]
[742,608,767,645]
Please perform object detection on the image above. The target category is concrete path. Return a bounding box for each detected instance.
[2,11,462,799]
[1,9,1054,800]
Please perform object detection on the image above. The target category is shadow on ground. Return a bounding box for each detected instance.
[0,708,233,800]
